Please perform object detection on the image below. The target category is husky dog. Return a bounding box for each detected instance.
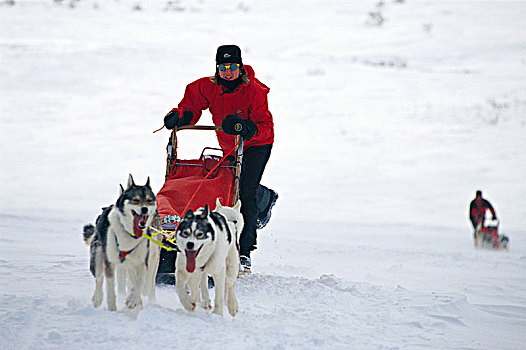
[175,203,240,316]
[83,174,161,311]
[198,199,244,304]
[214,198,244,243]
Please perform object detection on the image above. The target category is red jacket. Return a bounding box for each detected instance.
[469,198,496,228]
[172,65,274,152]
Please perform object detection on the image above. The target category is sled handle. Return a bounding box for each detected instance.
[172,126,223,167]
[232,136,243,206]
[176,125,223,131]
[165,126,223,179]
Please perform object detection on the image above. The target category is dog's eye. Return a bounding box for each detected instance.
[131,199,140,204]
[195,231,205,239]
[179,229,191,238]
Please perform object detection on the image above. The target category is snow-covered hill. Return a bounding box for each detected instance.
[1,1,525,349]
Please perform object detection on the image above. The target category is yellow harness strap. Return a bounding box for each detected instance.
[145,226,178,251]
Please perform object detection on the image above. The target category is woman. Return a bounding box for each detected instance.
[164,45,274,273]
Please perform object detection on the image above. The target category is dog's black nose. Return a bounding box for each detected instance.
[186,242,194,250]
[141,207,148,215]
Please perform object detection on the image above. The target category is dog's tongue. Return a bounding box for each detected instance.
[132,214,147,237]
[185,250,197,273]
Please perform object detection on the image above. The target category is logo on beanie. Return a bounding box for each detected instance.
[234,123,243,132]
[224,53,231,58]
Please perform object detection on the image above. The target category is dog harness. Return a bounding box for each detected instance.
[114,235,141,263]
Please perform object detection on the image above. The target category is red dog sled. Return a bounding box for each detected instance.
[157,125,243,226]
[155,126,244,283]
[475,217,509,250]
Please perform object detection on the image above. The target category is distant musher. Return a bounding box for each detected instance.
[469,190,496,236]
[469,190,508,249]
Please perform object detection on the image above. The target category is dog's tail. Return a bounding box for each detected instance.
[83,224,95,246]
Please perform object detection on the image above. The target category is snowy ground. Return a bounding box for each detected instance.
[1,0,526,349]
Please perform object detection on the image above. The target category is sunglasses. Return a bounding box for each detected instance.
[217,63,240,72]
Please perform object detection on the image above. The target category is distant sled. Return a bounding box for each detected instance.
[474,217,509,250]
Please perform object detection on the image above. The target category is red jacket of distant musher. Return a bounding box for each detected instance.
[171,65,274,152]
[469,198,496,228]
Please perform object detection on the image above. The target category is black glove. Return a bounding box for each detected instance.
[164,110,193,129]
[221,114,257,140]
[225,154,236,166]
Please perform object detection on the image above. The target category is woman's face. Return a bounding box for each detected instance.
[218,63,240,81]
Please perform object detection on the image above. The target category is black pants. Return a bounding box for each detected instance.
[239,144,272,256]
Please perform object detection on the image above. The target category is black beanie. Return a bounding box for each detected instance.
[216,45,242,64]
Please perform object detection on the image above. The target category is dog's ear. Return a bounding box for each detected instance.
[119,184,124,195]
[215,198,223,209]
[233,200,241,210]
[184,209,194,219]
[145,176,151,188]
[127,174,135,189]
[199,204,209,219]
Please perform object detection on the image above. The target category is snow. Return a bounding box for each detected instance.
[1,0,526,349]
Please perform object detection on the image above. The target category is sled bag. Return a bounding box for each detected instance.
[157,158,235,219]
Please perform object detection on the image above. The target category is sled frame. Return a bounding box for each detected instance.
[165,125,244,205]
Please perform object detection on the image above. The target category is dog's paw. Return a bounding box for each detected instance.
[92,292,103,308]
[201,298,212,310]
[227,299,238,317]
[182,300,196,312]
[179,296,196,312]
[125,295,143,310]
[228,306,238,317]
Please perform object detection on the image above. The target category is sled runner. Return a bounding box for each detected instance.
[474,217,509,250]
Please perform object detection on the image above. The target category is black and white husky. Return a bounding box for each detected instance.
[83,174,161,311]
[214,198,244,245]
[175,200,242,316]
